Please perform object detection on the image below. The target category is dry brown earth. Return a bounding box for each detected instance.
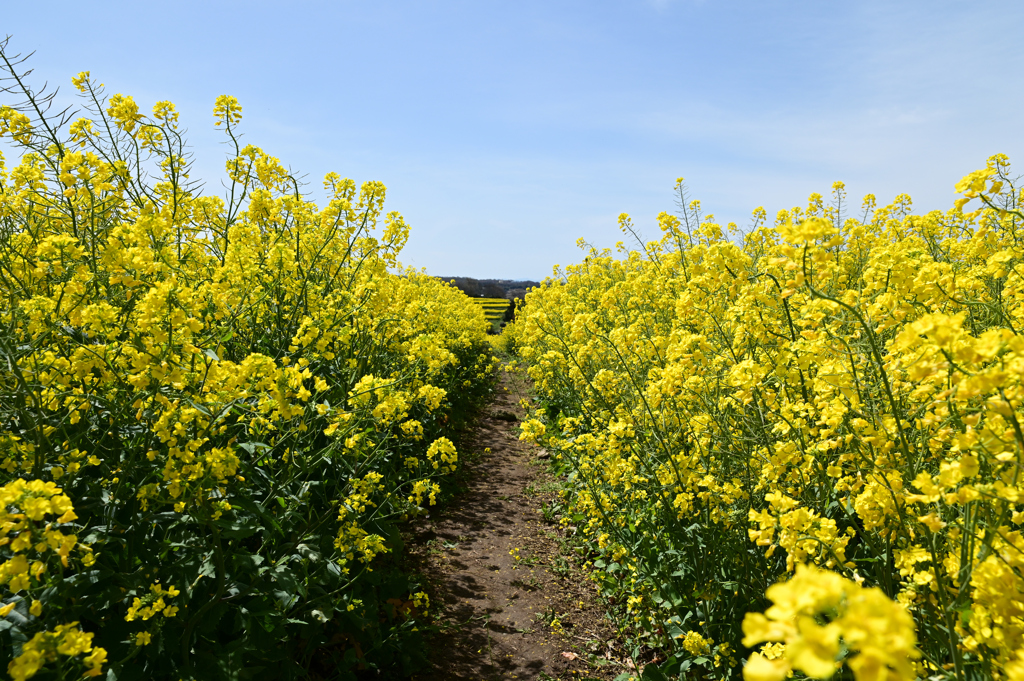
[406,367,630,681]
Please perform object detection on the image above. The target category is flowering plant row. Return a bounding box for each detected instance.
[0,45,494,680]
[516,160,1024,680]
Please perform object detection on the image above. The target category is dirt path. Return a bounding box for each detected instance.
[407,366,626,681]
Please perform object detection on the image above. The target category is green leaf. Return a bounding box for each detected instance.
[639,665,670,681]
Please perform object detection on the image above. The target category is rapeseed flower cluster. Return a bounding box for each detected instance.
[743,564,917,681]
[0,47,493,679]
[7,623,106,681]
[0,479,90,605]
[516,162,1024,679]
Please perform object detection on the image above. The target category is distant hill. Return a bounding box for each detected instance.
[437,277,540,301]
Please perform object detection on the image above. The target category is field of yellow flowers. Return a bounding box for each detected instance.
[0,48,495,680]
[515,162,1024,680]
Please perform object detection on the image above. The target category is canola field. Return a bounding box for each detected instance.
[468,296,512,333]
[515,168,1024,680]
[4,46,1024,681]
[0,68,494,679]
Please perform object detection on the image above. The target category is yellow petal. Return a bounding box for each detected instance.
[743,653,791,681]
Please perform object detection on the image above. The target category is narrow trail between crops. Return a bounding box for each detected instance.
[407,365,626,681]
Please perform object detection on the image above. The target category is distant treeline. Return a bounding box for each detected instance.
[437,277,540,301]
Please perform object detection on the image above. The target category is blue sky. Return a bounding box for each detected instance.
[4,1,1022,279]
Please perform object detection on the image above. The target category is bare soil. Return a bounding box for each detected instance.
[406,366,630,681]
